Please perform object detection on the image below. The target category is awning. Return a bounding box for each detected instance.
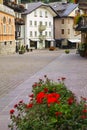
[46,39,55,41]
[30,39,39,42]
[68,39,81,43]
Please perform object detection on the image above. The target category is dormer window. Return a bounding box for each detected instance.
[45,11,48,18]
[34,11,37,17]
[40,10,42,17]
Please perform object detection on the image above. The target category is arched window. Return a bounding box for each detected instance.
[3,16,6,24]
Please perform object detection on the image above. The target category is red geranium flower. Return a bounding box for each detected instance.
[46,93,60,104]
[82,109,87,113]
[44,88,48,93]
[61,77,66,81]
[55,111,62,117]
[26,103,33,108]
[67,97,74,105]
[10,109,15,114]
[29,94,34,98]
[36,92,46,104]
[14,104,18,108]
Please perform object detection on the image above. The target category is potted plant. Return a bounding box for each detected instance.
[8,76,87,130]
[49,46,55,51]
[65,49,70,54]
[19,45,25,54]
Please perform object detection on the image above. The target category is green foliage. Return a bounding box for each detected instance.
[8,76,87,130]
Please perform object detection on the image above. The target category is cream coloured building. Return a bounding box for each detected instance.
[50,2,81,48]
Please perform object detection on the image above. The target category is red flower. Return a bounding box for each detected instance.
[61,77,66,81]
[46,93,60,104]
[36,92,46,104]
[44,88,48,93]
[29,94,34,98]
[26,103,33,108]
[14,104,18,108]
[10,109,15,114]
[67,97,74,105]
[82,109,87,113]
[19,100,23,104]
[55,111,62,117]
[81,115,87,119]
[32,82,38,88]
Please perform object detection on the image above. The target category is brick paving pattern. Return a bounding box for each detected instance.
[0,49,87,130]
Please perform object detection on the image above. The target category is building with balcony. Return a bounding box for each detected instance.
[22,2,57,49]
[0,3,15,54]
[3,0,26,53]
[74,0,87,57]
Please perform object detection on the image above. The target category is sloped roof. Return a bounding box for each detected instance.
[22,2,58,16]
[49,2,78,17]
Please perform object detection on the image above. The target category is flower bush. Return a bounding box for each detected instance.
[8,76,87,130]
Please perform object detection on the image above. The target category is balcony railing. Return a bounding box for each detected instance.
[15,18,25,25]
[3,1,26,13]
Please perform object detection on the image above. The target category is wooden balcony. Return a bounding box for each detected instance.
[78,0,87,10]
[3,1,25,13]
[15,18,25,25]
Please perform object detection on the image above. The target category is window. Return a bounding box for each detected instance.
[3,17,6,24]
[30,31,33,37]
[30,21,32,26]
[9,18,11,24]
[40,10,42,17]
[34,11,37,17]
[49,31,51,37]
[3,24,6,34]
[49,22,51,27]
[61,19,64,24]
[45,31,47,36]
[68,29,70,34]
[40,21,42,25]
[45,11,48,18]
[45,22,47,26]
[61,29,64,34]
[35,31,37,37]
[34,21,37,26]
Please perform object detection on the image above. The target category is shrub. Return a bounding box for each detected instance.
[8,76,87,130]
[65,49,70,54]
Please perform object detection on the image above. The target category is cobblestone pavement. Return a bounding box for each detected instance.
[0,49,87,130]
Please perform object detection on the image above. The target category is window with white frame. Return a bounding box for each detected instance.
[45,22,47,26]
[49,22,51,27]
[45,11,48,18]
[34,11,37,17]
[49,31,51,37]
[30,20,32,26]
[34,21,37,26]
[40,10,42,17]
[45,31,47,36]
[35,31,37,37]
[30,31,33,37]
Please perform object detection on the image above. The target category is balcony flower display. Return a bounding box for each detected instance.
[8,75,87,130]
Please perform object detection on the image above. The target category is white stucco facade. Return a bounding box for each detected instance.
[23,5,57,49]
